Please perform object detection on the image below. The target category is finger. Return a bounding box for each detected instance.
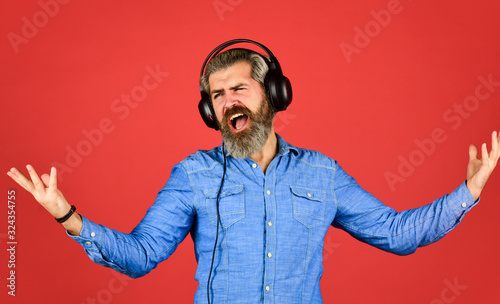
[492,131,500,161]
[26,165,45,193]
[49,167,57,190]
[7,168,36,192]
[469,144,478,161]
[481,143,489,163]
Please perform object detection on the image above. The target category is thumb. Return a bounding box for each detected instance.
[469,144,478,161]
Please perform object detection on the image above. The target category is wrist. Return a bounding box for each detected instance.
[62,213,83,236]
[466,180,481,201]
[50,199,72,219]
[55,205,76,223]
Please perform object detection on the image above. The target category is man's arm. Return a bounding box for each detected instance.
[332,130,499,255]
[6,163,196,278]
[7,165,82,235]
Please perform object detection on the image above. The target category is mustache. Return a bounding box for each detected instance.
[222,105,253,121]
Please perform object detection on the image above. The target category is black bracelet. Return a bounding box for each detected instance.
[55,205,76,223]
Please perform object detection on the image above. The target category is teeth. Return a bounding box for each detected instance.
[230,113,243,121]
[229,113,245,130]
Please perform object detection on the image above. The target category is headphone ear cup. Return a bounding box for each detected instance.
[277,75,292,111]
[198,92,219,130]
[266,71,293,112]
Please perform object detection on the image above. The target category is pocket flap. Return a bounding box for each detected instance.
[204,184,243,199]
[290,186,326,202]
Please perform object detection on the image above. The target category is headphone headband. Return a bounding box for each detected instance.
[200,39,282,77]
[198,39,292,130]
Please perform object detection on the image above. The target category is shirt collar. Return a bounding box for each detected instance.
[276,133,299,156]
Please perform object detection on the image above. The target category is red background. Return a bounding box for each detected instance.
[1,0,500,303]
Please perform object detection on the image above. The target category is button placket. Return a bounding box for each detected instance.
[262,163,277,303]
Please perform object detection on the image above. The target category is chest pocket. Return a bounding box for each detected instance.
[205,184,245,228]
[291,186,326,228]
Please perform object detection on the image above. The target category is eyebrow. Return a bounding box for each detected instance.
[210,88,223,96]
[210,83,248,96]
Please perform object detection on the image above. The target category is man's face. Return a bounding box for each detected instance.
[208,61,275,158]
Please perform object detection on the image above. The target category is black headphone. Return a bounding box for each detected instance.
[198,39,293,130]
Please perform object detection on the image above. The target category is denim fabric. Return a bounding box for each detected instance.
[69,134,477,303]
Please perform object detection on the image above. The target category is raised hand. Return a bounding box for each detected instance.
[467,131,500,200]
[7,165,82,235]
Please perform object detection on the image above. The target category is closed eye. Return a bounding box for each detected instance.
[232,86,247,93]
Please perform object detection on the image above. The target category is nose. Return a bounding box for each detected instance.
[222,91,240,110]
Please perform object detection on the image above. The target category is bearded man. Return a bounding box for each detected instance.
[7,40,500,304]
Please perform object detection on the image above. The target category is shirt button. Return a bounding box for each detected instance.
[267,190,271,195]
[252,163,257,168]
[85,241,91,245]
[461,203,467,208]
[267,252,272,258]
[90,232,96,237]
[307,193,312,198]
[268,221,272,226]
[265,286,270,291]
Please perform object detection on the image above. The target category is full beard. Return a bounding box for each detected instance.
[219,96,275,159]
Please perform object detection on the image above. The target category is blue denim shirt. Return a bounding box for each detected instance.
[69,134,477,303]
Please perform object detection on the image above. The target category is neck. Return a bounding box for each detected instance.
[249,130,278,174]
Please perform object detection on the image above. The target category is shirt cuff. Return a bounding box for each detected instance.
[66,215,102,253]
[448,181,479,220]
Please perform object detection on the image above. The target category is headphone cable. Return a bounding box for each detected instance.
[207,142,226,304]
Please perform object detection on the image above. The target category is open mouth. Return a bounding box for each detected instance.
[229,113,249,132]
